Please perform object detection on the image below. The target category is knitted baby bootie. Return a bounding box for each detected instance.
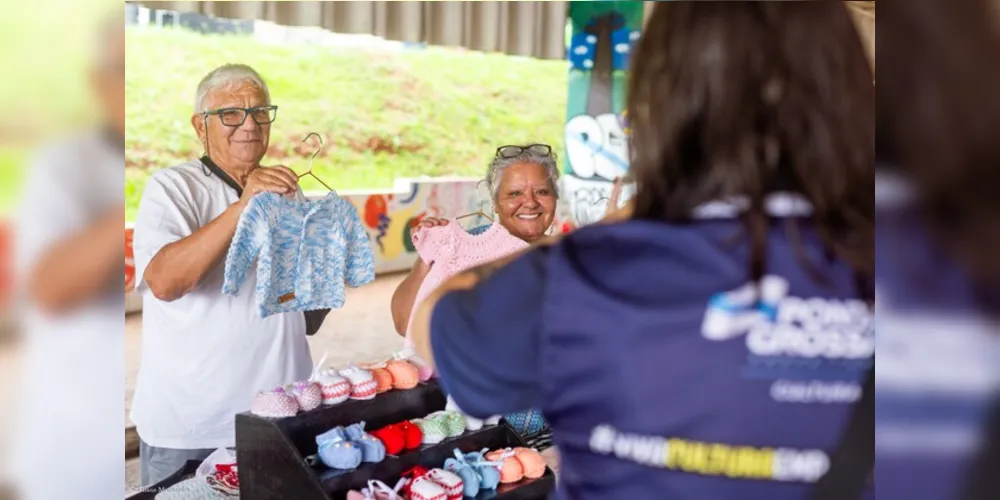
[512,447,546,479]
[398,420,423,450]
[427,411,466,438]
[250,387,300,418]
[316,426,362,470]
[370,366,394,394]
[445,396,483,431]
[411,417,448,445]
[463,449,502,490]
[443,449,503,493]
[385,359,420,389]
[339,364,378,400]
[393,348,434,382]
[288,381,323,411]
[351,478,406,500]
[370,424,406,456]
[402,466,447,500]
[426,468,464,500]
[313,370,351,405]
[344,421,386,463]
[485,448,524,484]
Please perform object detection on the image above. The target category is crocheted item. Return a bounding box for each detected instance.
[402,466,447,500]
[313,370,351,405]
[250,387,299,418]
[398,420,423,450]
[287,381,323,411]
[316,426,362,470]
[446,395,484,431]
[503,409,549,437]
[223,192,375,318]
[464,449,502,490]
[485,448,524,483]
[370,424,405,455]
[367,366,394,394]
[513,447,546,479]
[405,221,529,345]
[393,348,434,381]
[155,476,232,499]
[444,448,504,497]
[339,364,378,400]
[411,417,447,445]
[443,452,480,497]
[347,479,406,500]
[426,468,464,500]
[385,359,420,389]
[428,411,466,438]
[194,448,240,496]
[204,463,240,496]
[344,421,386,463]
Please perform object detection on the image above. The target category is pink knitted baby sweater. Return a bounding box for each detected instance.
[405,222,529,346]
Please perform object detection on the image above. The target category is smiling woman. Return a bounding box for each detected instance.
[389,143,560,339]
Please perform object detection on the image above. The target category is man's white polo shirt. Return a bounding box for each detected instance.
[131,159,312,450]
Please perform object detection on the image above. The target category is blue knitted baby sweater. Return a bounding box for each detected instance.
[223,192,376,317]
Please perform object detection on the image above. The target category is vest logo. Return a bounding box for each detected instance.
[701,276,873,384]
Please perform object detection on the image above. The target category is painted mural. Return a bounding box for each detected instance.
[563,1,642,227]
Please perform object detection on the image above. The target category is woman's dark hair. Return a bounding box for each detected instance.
[628,2,874,286]
[879,0,1000,286]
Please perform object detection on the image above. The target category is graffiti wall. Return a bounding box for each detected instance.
[562,1,642,227]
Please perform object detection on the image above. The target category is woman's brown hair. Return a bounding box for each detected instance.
[628,2,874,286]
[879,0,1000,287]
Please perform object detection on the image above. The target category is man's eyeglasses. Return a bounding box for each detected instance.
[495,144,553,159]
[202,106,278,127]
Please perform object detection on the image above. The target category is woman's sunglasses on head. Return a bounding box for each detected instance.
[495,144,553,159]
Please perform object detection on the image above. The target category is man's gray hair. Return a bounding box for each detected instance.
[194,64,270,113]
[484,148,561,203]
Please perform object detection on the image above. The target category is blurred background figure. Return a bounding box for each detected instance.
[7,12,124,500]
[877,0,1000,499]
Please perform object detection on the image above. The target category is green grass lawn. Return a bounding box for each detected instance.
[126,27,569,220]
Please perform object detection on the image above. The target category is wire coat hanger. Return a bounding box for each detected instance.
[456,199,494,222]
[297,132,336,192]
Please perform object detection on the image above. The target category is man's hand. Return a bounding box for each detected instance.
[238,165,299,206]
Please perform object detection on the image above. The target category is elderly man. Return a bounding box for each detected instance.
[11,16,125,500]
[132,63,329,485]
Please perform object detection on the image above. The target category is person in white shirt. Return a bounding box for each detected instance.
[132,63,329,485]
[10,17,125,500]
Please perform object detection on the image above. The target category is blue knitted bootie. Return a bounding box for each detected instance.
[316,426,362,470]
[344,421,386,463]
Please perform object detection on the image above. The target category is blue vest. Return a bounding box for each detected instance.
[875,176,1000,500]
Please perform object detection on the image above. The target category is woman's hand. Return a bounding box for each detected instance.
[412,217,450,274]
[417,217,449,229]
[602,177,634,223]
